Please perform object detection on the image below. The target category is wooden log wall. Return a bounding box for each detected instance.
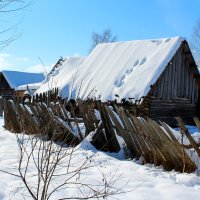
[148,97,198,126]
[124,42,200,126]
[0,88,15,99]
[149,45,199,103]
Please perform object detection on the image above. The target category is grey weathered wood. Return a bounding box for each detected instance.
[193,117,200,132]
[98,103,120,152]
[176,116,200,157]
[124,43,199,126]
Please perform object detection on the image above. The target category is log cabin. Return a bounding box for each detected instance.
[35,36,200,126]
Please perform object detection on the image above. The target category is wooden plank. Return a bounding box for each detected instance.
[180,52,184,97]
[129,116,155,159]
[107,106,141,157]
[193,117,200,131]
[18,104,39,133]
[98,103,120,152]
[189,67,192,101]
[148,119,184,170]
[138,118,168,165]
[121,108,150,159]
[158,77,163,99]
[172,57,176,97]
[151,119,194,168]
[168,62,172,98]
[176,116,200,157]
[4,100,21,132]
[78,101,97,135]
[192,78,196,104]
[177,49,181,97]
[91,122,107,150]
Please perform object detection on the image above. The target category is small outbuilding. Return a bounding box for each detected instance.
[0,70,45,99]
[0,70,45,115]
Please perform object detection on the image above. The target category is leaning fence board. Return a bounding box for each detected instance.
[91,122,107,150]
[3,98,198,173]
[138,118,168,165]
[121,108,149,159]
[106,106,140,156]
[19,104,39,133]
[98,103,120,152]
[78,101,98,135]
[106,106,142,157]
[193,117,200,131]
[176,116,200,157]
[4,100,21,132]
[147,119,184,170]
[159,121,196,172]
[53,116,80,145]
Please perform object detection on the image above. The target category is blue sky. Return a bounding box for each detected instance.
[0,0,200,72]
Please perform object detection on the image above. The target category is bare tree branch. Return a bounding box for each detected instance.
[8,129,124,199]
[89,28,117,52]
[191,20,200,61]
[0,0,32,49]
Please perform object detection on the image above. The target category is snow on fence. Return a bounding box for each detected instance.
[3,99,199,173]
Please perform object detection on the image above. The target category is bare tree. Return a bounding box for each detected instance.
[191,20,200,62]
[0,98,125,200]
[89,28,117,52]
[1,130,123,200]
[0,0,32,49]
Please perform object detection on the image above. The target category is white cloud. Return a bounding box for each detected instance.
[24,64,52,74]
[0,53,52,74]
[15,57,29,62]
[0,53,14,70]
[0,53,80,75]
[62,53,81,58]
[0,53,35,72]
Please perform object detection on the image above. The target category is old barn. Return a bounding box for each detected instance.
[36,36,200,126]
[0,70,45,99]
[0,70,45,116]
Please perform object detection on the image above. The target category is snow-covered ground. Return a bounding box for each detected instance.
[0,117,200,200]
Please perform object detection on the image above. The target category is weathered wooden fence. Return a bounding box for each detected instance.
[3,99,200,173]
[32,88,59,104]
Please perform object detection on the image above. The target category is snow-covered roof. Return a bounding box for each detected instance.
[36,36,185,101]
[35,56,85,95]
[67,36,186,101]
[0,70,45,89]
[15,82,42,91]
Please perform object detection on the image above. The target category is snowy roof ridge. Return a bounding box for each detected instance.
[35,56,86,95]
[95,36,185,46]
[15,82,42,91]
[1,70,45,89]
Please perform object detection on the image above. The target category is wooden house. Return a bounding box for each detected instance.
[137,41,200,125]
[35,36,200,126]
[0,70,45,99]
